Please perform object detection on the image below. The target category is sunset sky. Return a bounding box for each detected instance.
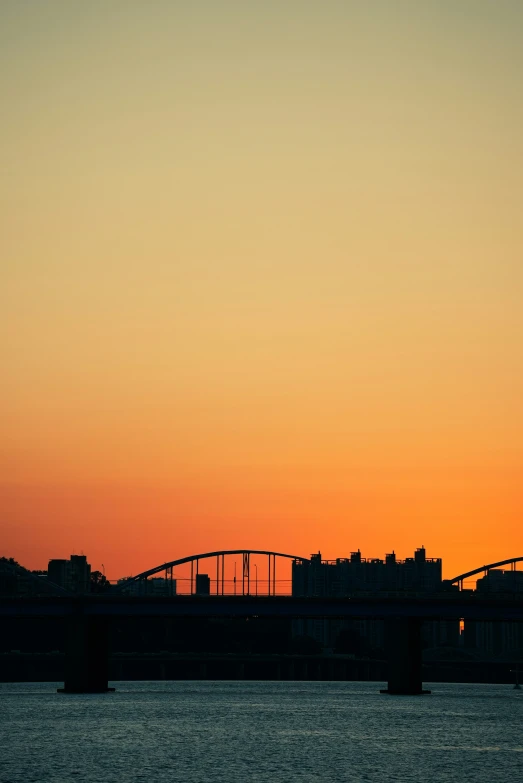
[2,1,522,582]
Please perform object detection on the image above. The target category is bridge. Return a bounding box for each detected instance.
[449,557,523,590]
[116,551,523,596]
[116,549,309,596]
[2,550,522,697]
[2,592,523,697]
[4,593,523,621]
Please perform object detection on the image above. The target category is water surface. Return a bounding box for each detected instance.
[1,681,521,782]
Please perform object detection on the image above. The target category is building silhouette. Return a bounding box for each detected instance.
[48,555,91,593]
[292,547,458,651]
[196,574,211,596]
[117,577,176,596]
[0,557,65,597]
[465,569,523,657]
[292,547,442,596]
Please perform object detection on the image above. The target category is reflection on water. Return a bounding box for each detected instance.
[0,681,522,782]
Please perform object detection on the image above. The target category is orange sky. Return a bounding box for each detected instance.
[1,2,522,581]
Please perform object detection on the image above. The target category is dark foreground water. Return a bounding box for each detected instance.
[0,681,522,782]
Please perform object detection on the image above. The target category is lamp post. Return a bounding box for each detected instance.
[255,564,258,596]
[234,561,236,595]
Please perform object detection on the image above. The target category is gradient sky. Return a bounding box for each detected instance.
[2,1,522,581]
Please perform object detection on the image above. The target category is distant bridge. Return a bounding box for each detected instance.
[117,551,523,596]
[116,550,310,596]
[449,557,523,589]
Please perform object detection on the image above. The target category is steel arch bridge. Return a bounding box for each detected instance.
[449,556,523,589]
[116,550,310,596]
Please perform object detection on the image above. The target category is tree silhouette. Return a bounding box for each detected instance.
[90,570,110,593]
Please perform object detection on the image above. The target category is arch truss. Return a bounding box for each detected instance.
[449,556,523,590]
[116,550,310,597]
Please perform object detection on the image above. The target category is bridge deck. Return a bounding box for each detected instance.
[2,594,523,621]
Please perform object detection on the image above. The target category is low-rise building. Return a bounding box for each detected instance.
[117,577,176,596]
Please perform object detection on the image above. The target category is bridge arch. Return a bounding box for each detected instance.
[116,549,310,596]
[449,556,523,588]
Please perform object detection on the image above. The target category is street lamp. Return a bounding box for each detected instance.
[255,564,258,596]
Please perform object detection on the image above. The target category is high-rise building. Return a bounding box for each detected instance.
[292,547,442,597]
[292,547,455,651]
[48,555,91,593]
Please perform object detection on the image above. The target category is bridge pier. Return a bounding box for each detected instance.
[58,613,114,693]
[381,618,430,695]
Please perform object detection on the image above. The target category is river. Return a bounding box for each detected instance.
[1,681,522,782]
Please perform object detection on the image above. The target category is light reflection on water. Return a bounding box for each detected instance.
[0,681,522,782]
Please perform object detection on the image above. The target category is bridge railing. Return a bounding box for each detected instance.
[111,577,294,597]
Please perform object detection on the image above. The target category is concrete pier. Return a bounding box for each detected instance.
[58,614,114,693]
[381,618,430,695]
